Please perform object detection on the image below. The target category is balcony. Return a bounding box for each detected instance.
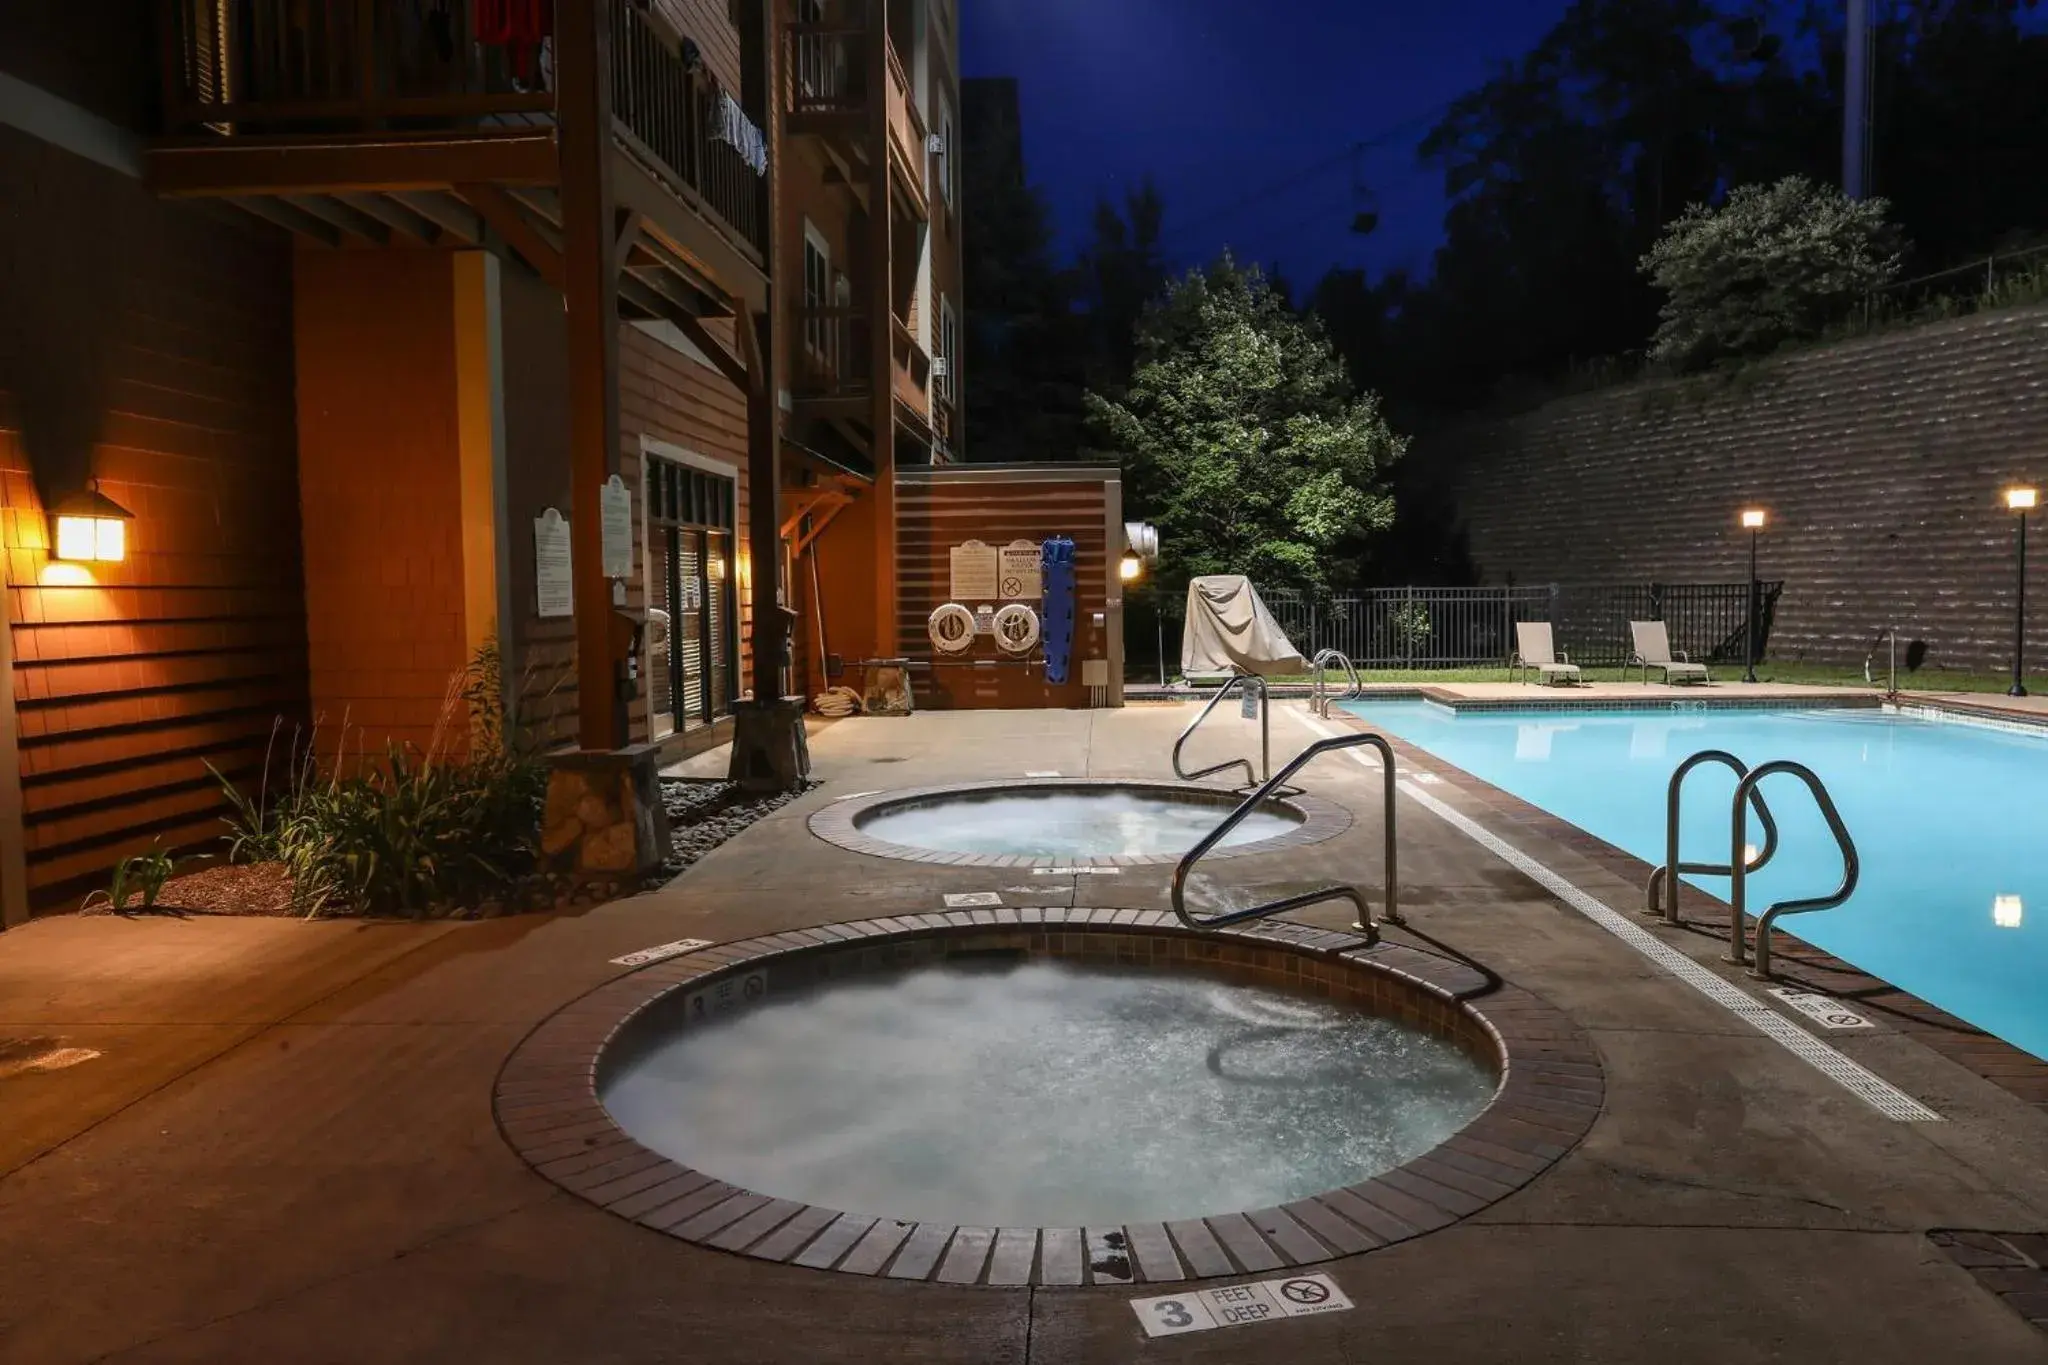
[782,6,926,220]
[791,306,933,440]
[150,0,768,306]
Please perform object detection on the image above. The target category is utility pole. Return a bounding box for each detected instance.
[1843,0,1873,198]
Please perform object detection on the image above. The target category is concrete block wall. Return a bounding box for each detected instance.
[1437,304,2048,671]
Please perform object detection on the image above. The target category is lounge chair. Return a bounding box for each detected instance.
[1629,620,1710,685]
[1512,622,1581,686]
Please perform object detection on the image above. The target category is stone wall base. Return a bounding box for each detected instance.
[542,745,672,878]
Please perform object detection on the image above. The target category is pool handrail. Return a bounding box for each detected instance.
[1729,760,1860,978]
[1172,670,1270,788]
[1645,749,1782,924]
[1862,624,1898,696]
[1171,732,1398,941]
[1310,649,1363,718]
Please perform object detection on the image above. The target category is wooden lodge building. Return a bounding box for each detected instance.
[0,1,1126,925]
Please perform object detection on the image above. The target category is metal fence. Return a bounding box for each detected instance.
[1257,582,1784,670]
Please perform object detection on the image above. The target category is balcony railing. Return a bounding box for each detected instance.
[795,307,871,399]
[786,19,866,118]
[609,0,768,257]
[159,0,554,131]
[158,0,767,259]
[890,317,930,421]
[882,41,926,203]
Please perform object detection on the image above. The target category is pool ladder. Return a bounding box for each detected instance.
[1646,750,1861,979]
[1172,733,1400,944]
[1172,670,1272,788]
[1309,649,1363,718]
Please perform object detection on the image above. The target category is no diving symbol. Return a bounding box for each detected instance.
[1001,575,1025,597]
[1279,1279,1330,1306]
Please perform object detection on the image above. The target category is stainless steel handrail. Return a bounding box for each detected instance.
[1172,671,1270,787]
[1645,749,1780,923]
[1730,760,1860,978]
[1310,649,1363,718]
[1862,624,1898,696]
[1171,733,1398,940]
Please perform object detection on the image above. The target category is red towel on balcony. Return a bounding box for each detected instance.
[475,0,554,81]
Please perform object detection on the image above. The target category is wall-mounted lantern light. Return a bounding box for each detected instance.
[51,483,132,564]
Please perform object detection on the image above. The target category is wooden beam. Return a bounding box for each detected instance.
[146,132,559,197]
[613,209,642,274]
[669,314,750,391]
[281,194,392,246]
[865,0,899,657]
[337,192,444,243]
[735,310,766,394]
[227,196,342,246]
[389,190,483,243]
[557,0,624,750]
[459,182,565,290]
[745,0,786,702]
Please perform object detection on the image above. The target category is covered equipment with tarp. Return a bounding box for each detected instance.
[1181,575,1306,678]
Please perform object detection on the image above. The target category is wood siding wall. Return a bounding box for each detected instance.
[500,273,754,749]
[1438,304,2048,670]
[0,124,305,906]
[893,471,1115,709]
[294,250,473,758]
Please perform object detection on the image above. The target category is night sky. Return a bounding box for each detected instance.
[960,0,1573,290]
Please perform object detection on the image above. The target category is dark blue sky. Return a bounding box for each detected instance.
[960,0,1574,291]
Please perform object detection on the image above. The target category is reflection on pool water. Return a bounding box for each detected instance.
[1344,700,2048,1061]
[602,961,1495,1227]
[854,788,1300,858]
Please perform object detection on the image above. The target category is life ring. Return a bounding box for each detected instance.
[992,603,1040,655]
[928,602,976,654]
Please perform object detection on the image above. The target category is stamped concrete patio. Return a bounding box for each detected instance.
[3,703,2048,1363]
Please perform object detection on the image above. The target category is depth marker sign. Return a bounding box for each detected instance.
[1132,1273,1353,1339]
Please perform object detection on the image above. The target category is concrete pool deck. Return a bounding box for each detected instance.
[4,704,2048,1362]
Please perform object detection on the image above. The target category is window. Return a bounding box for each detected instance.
[939,294,959,407]
[936,97,956,207]
[803,220,831,371]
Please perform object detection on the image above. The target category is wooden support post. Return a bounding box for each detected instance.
[747,314,783,700]
[557,0,624,751]
[867,0,898,657]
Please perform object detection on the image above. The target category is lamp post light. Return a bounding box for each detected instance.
[2007,487,2036,698]
[1740,508,1767,683]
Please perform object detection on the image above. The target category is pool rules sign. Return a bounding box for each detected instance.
[1131,1272,1354,1338]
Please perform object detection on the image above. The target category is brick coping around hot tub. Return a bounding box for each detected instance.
[494,911,1601,1287]
[805,778,1355,868]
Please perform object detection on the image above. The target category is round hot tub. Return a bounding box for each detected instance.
[808,778,1352,867]
[498,914,1601,1285]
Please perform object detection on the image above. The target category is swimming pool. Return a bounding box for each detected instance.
[1341,701,2048,1062]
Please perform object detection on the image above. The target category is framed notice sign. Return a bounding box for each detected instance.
[998,540,1042,599]
[949,540,999,600]
[534,508,572,618]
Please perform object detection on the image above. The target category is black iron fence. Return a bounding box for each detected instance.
[1223,581,1784,671]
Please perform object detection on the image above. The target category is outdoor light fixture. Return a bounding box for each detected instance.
[1738,508,1767,682]
[51,482,132,564]
[1995,894,2024,929]
[1119,553,1143,582]
[2006,487,2036,698]
[1122,520,1165,685]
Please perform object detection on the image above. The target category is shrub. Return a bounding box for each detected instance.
[212,639,551,917]
[1641,176,1905,372]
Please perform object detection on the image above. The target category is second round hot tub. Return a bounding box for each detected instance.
[809,778,1352,866]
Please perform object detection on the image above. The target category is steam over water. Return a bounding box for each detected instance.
[603,961,1495,1227]
[855,790,1300,857]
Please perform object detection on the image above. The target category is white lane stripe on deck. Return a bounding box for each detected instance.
[1287,708,1942,1123]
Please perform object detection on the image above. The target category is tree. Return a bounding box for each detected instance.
[961,79,1088,462]
[1086,257,1405,599]
[1641,176,1905,371]
[1076,182,1169,395]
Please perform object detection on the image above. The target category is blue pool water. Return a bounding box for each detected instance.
[1341,701,2048,1061]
